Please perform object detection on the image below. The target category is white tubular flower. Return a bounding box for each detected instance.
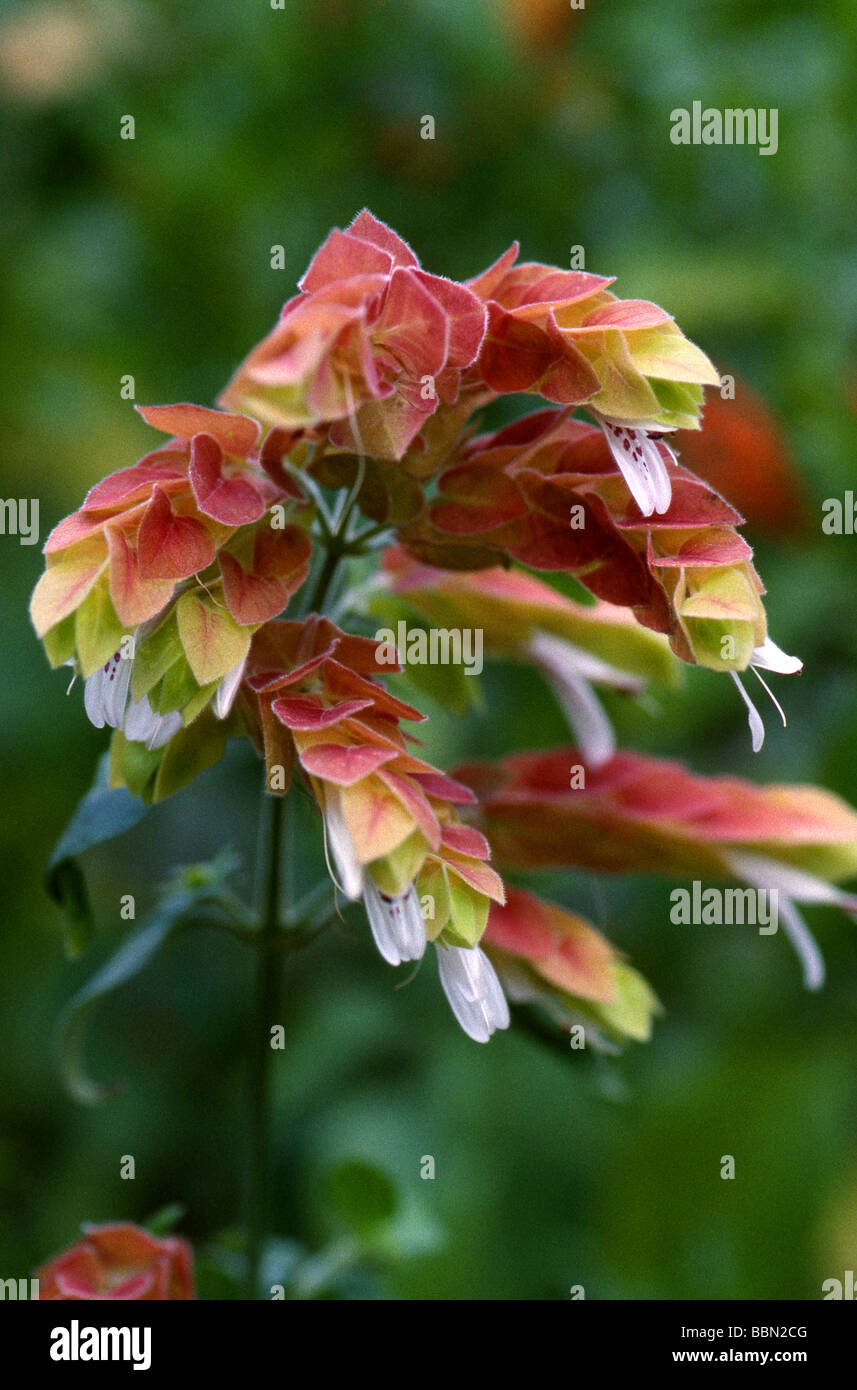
[596,415,675,517]
[322,789,364,900]
[83,643,183,750]
[724,850,857,993]
[435,943,511,1043]
[121,695,183,751]
[213,658,247,719]
[363,879,427,966]
[729,637,803,753]
[83,651,132,730]
[527,630,644,769]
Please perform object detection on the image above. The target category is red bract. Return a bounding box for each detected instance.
[37,1223,194,1301]
[457,746,857,885]
[464,244,719,427]
[32,403,310,664]
[242,616,504,945]
[219,210,487,461]
[484,887,619,1002]
[401,408,767,669]
[482,886,659,1043]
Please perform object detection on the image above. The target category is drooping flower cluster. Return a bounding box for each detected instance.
[372,544,678,767]
[220,210,488,462]
[241,616,508,1038]
[465,242,720,513]
[482,887,660,1047]
[459,746,857,990]
[31,210,857,1044]
[397,407,802,742]
[31,404,311,796]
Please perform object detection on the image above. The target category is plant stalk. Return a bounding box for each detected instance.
[245,500,351,1297]
[246,790,285,1298]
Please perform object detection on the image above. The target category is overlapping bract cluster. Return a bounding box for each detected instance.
[32,405,302,653]
[242,617,505,949]
[32,210,849,1043]
[372,544,677,765]
[377,543,677,682]
[466,242,720,428]
[459,747,857,883]
[459,746,857,991]
[401,409,768,671]
[483,888,660,1046]
[31,404,311,795]
[219,209,719,515]
[37,1222,194,1301]
[220,210,487,462]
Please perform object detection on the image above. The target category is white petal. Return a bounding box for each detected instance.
[730,671,765,753]
[598,420,673,516]
[214,658,247,719]
[652,440,679,511]
[145,709,183,750]
[723,851,857,916]
[547,667,615,767]
[363,880,426,966]
[323,791,364,900]
[122,694,158,744]
[645,438,673,514]
[750,637,803,675]
[105,652,133,727]
[436,944,510,1043]
[83,652,131,730]
[775,895,826,992]
[83,667,109,728]
[123,695,182,750]
[599,421,655,515]
[751,666,788,730]
[527,631,644,693]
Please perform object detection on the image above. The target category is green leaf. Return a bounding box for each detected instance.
[45,755,149,958]
[74,582,127,678]
[152,709,229,801]
[157,654,202,715]
[442,873,489,947]
[109,729,163,802]
[56,849,251,1104]
[130,608,184,701]
[593,963,661,1043]
[43,612,77,668]
[180,679,220,725]
[145,1202,187,1236]
[366,598,479,715]
[562,963,662,1046]
[58,901,185,1102]
[325,1160,399,1240]
[176,591,251,686]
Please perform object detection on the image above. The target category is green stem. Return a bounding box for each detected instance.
[246,791,285,1298]
[245,492,354,1297]
[304,466,377,615]
[304,542,343,616]
[347,520,392,548]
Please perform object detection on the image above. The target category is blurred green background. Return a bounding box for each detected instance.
[2,0,857,1299]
